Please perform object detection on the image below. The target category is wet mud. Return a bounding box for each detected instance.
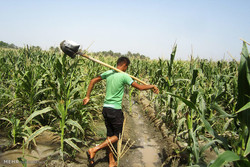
[118,100,162,167]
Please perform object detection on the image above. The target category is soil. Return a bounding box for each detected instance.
[0,96,185,167]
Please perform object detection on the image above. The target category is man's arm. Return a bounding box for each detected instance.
[131,81,159,94]
[83,76,103,105]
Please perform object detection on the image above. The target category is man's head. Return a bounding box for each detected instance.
[117,56,130,72]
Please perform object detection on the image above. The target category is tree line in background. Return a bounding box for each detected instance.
[0,41,148,59]
[0,41,18,49]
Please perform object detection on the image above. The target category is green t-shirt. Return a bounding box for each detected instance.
[101,70,134,109]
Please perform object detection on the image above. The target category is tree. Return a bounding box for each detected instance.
[0,41,18,49]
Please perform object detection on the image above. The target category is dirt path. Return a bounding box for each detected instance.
[0,97,174,167]
[116,99,162,167]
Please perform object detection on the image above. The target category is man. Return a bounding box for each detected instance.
[83,56,159,167]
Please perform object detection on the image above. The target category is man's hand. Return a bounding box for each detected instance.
[83,76,102,106]
[83,97,90,105]
[152,86,159,94]
[131,81,159,94]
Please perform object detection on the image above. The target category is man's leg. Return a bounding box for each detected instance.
[88,135,118,165]
[88,107,123,166]
[108,146,117,167]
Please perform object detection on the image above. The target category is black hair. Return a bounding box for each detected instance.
[117,56,130,66]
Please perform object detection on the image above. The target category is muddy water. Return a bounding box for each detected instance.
[129,101,161,167]
[0,131,60,167]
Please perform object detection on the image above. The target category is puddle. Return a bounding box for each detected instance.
[0,131,60,167]
[130,101,161,167]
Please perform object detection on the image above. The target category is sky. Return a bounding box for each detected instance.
[0,0,249,60]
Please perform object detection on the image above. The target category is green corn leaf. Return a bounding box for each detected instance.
[168,44,177,79]
[24,107,53,126]
[69,87,80,98]
[237,41,250,130]
[56,102,66,118]
[194,125,203,135]
[17,157,27,167]
[66,99,71,110]
[210,103,235,118]
[199,114,216,137]
[1,92,14,99]
[236,102,250,114]
[56,57,63,73]
[223,118,234,132]
[24,126,32,136]
[191,69,198,85]
[175,78,190,83]
[70,137,83,143]
[198,109,229,150]
[1,98,22,110]
[210,151,240,167]
[38,100,56,105]
[33,78,43,89]
[199,96,206,116]
[0,117,12,124]
[65,119,85,135]
[200,139,222,156]
[25,126,52,147]
[71,75,82,86]
[57,77,65,95]
[64,138,83,154]
[166,92,198,112]
[68,99,83,109]
[33,87,52,100]
[15,119,20,127]
[189,129,199,164]
[176,117,186,135]
[244,136,250,157]
[23,125,37,146]
[190,91,198,105]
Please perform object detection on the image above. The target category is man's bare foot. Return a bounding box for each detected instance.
[109,161,117,167]
[88,148,96,164]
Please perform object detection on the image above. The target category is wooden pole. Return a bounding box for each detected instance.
[79,52,148,85]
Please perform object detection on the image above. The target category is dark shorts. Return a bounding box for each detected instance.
[102,107,124,137]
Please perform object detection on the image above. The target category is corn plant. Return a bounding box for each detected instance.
[0,47,99,160]
[164,42,250,166]
[43,54,86,157]
[0,116,22,145]
[210,41,250,167]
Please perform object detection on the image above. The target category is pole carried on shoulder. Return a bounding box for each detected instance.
[60,40,148,85]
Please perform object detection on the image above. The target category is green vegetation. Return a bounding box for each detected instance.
[91,50,148,59]
[0,46,105,159]
[145,42,249,166]
[0,41,18,49]
[0,41,249,166]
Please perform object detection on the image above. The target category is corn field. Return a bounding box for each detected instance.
[0,42,249,166]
